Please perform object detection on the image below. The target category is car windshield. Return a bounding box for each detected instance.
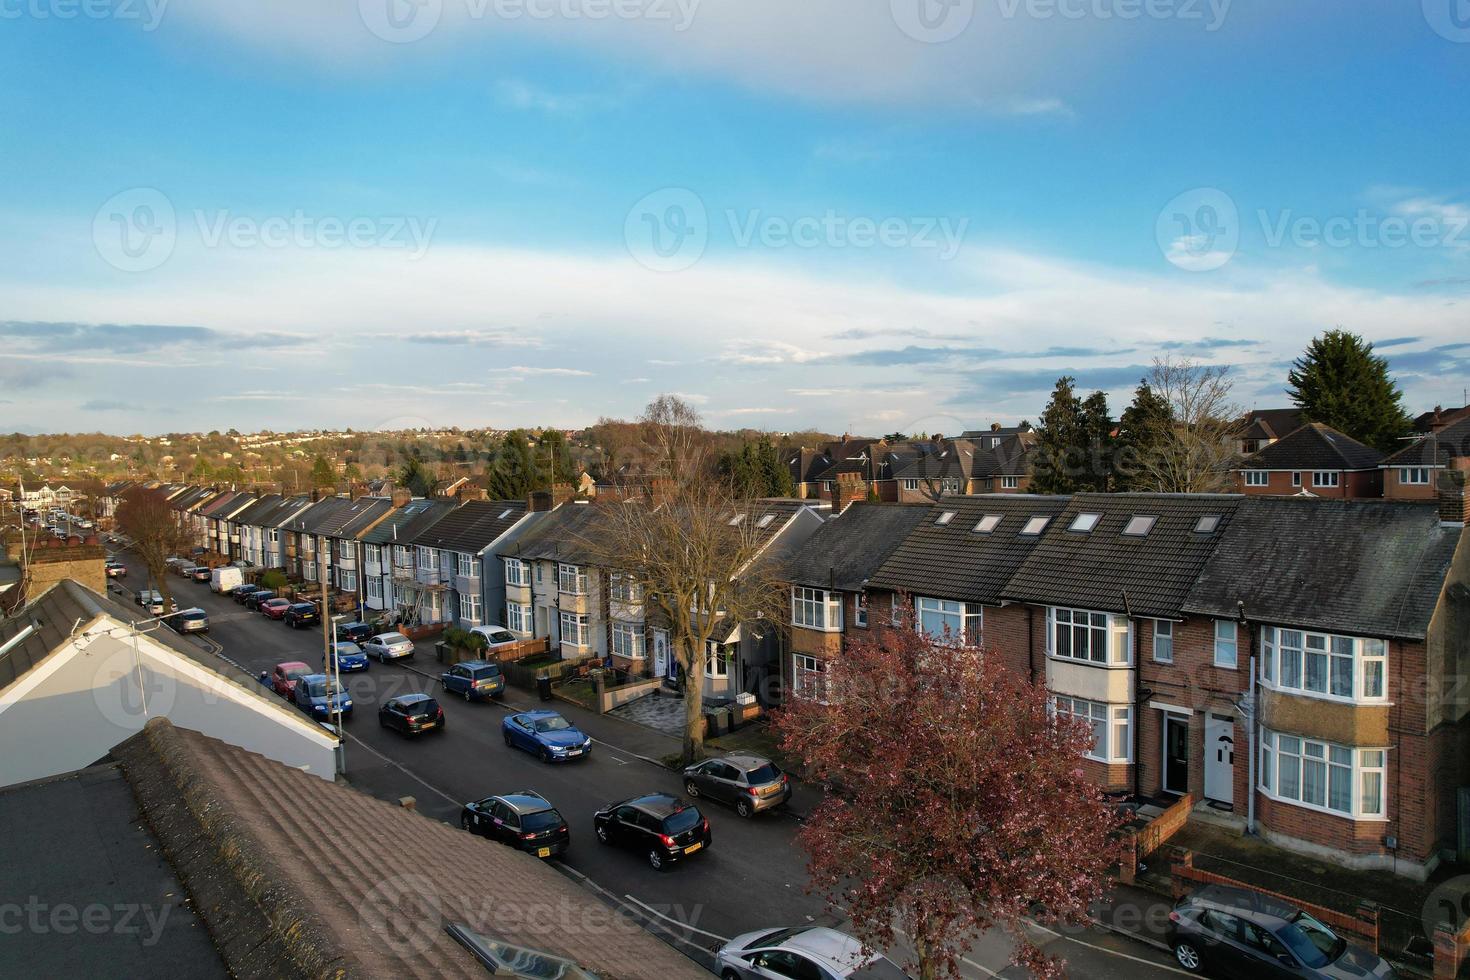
[748,928,807,949]
[1279,912,1343,968]
[305,679,344,697]
[534,716,572,733]
[520,810,563,831]
[663,808,701,834]
[484,630,515,643]
[334,644,361,656]
[744,763,781,784]
[381,633,408,644]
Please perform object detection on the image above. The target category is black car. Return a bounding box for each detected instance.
[334,620,374,644]
[1167,884,1395,978]
[232,584,265,605]
[461,791,569,858]
[378,693,445,736]
[593,793,710,871]
[243,589,277,611]
[283,602,320,629]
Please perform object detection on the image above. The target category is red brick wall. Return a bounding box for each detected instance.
[1383,468,1439,500]
[1236,469,1380,499]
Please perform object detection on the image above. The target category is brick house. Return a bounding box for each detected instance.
[394,499,530,630]
[1235,422,1384,498]
[782,502,931,699]
[1235,408,1305,455]
[1382,414,1470,501]
[356,498,455,618]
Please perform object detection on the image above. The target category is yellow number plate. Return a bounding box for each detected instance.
[537,847,551,858]
[684,842,703,854]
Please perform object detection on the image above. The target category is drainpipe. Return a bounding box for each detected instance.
[1026,605,1036,683]
[1239,600,1257,836]
[1123,590,1142,799]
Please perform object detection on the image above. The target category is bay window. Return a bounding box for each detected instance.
[612,622,645,659]
[364,544,382,566]
[504,557,528,587]
[610,573,641,604]
[1260,627,1387,703]
[366,577,383,601]
[792,654,829,702]
[559,611,588,647]
[456,553,478,579]
[1259,730,1386,818]
[917,597,982,645]
[458,592,482,624]
[792,587,842,631]
[1054,696,1131,763]
[1048,607,1130,666]
[506,601,531,634]
[338,569,357,592]
[705,642,730,678]
[558,563,588,595]
[416,546,437,570]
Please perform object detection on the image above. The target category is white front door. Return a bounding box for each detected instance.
[1204,714,1235,804]
[652,629,669,678]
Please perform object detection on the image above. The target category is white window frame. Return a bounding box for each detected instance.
[792,653,829,703]
[338,569,357,592]
[366,576,383,601]
[854,592,868,628]
[506,601,532,634]
[901,478,919,491]
[1259,730,1386,820]
[1047,607,1130,666]
[458,592,482,624]
[364,543,382,565]
[338,538,353,558]
[558,562,588,595]
[416,545,437,570]
[559,610,589,647]
[456,553,477,579]
[610,573,641,604]
[504,557,529,587]
[612,622,646,659]
[1001,476,1020,490]
[1153,619,1174,663]
[705,642,730,678]
[917,597,981,646]
[792,586,842,632]
[1400,467,1430,485]
[1260,627,1387,704]
[1313,471,1340,488]
[1291,471,1302,488]
[1055,696,1132,763]
[1214,620,1239,668]
[1244,470,1269,487]
[269,529,279,543]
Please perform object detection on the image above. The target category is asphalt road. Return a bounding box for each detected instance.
[109,549,1188,979]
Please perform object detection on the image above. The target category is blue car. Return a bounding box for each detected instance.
[293,673,353,719]
[441,660,505,701]
[330,642,370,673]
[502,710,592,762]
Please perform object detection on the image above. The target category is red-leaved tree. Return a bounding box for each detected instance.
[773,605,1126,979]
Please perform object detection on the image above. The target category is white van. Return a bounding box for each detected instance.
[210,565,244,594]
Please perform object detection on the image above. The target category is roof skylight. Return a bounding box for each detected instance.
[1020,516,1051,536]
[936,511,956,525]
[1194,515,1221,534]
[1123,515,1157,536]
[728,514,745,526]
[497,508,513,520]
[756,514,775,528]
[1069,513,1101,533]
[973,514,1002,534]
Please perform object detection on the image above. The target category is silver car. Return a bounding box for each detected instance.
[683,753,791,818]
[363,632,415,662]
[716,926,910,980]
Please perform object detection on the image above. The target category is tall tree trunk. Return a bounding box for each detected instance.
[680,634,705,764]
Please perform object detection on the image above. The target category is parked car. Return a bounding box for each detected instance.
[1167,884,1395,978]
[163,607,210,634]
[683,753,790,818]
[334,621,374,644]
[190,566,212,583]
[378,693,445,736]
[270,661,313,699]
[460,791,569,859]
[260,598,292,619]
[469,625,521,653]
[104,560,127,578]
[330,642,370,673]
[176,563,198,579]
[593,793,710,871]
[363,632,414,662]
[283,602,320,629]
[243,589,277,611]
[146,592,176,617]
[502,710,591,762]
[231,583,265,604]
[210,565,243,593]
[293,673,353,720]
[715,926,910,980]
[441,660,505,701]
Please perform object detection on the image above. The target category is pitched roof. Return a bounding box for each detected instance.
[359,497,456,545]
[228,492,284,526]
[1413,405,1470,432]
[404,499,529,553]
[198,489,255,519]
[507,502,617,564]
[869,495,1071,604]
[784,502,932,592]
[1182,497,1461,640]
[235,494,315,529]
[1383,415,1470,467]
[1001,493,1242,618]
[1239,408,1305,442]
[1238,422,1384,471]
[111,718,706,980]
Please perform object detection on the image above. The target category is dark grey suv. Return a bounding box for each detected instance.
[1167,884,1393,978]
[682,753,790,818]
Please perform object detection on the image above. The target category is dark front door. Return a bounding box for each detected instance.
[1164,715,1190,795]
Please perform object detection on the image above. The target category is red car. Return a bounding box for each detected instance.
[261,598,293,619]
[271,661,313,699]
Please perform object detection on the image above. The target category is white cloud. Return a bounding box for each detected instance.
[716,339,827,366]
[714,406,797,416]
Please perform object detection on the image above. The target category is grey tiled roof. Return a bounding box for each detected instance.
[784,502,931,592]
[1182,497,1461,640]
[358,498,455,545]
[404,499,528,553]
[1239,408,1305,442]
[1238,423,1384,471]
[869,495,1071,604]
[1001,493,1243,618]
[508,503,619,564]
[284,496,394,538]
[229,493,284,526]
[1383,416,1470,467]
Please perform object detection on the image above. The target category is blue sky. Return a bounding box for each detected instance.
[2,1,1468,436]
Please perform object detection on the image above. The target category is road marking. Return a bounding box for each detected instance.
[340,731,462,808]
[1029,921,1192,976]
[622,894,730,943]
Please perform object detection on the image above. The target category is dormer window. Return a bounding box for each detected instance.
[973,514,1002,534]
[1069,513,1101,533]
[1122,515,1156,536]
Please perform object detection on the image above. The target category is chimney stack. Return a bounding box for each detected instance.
[528,490,554,512]
[1440,469,1468,525]
[391,489,412,507]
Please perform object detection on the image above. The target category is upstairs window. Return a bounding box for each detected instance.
[1069,513,1101,533]
[1123,515,1157,536]
[557,563,588,595]
[504,557,529,587]
[1214,620,1239,668]
[1261,627,1386,703]
[1020,516,1051,536]
[917,597,982,645]
[1153,620,1174,662]
[792,587,842,631]
[1001,476,1020,490]
[1048,607,1130,666]
[456,553,477,578]
[935,511,956,526]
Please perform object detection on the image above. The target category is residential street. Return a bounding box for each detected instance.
[112,551,1185,979]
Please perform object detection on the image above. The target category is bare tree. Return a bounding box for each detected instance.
[117,487,188,608]
[1122,356,1241,493]
[584,396,787,763]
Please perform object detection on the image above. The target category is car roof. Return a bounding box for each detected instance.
[288,602,315,609]
[175,608,207,617]
[722,753,775,772]
[398,692,434,704]
[458,660,499,670]
[626,793,683,816]
[1184,885,1298,927]
[499,792,554,815]
[276,660,311,670]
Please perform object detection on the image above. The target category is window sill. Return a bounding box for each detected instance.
[1256,789,1388,822]
[1260,683,1389,708]
[1047,653,1134,670]
[791,623,844,633]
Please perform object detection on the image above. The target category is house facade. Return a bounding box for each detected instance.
[1235,423,1385,499]
[1382,415,1470,502]
[398,500,530,629]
